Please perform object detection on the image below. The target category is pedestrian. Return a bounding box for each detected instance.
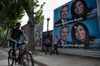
[44,39,52,55]
[53,35,59,55]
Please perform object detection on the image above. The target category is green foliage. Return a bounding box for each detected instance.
[34,2,45,24]
[0,0,45,29]
[0,27,7,47]
[22,0,45,24]
[0,0,24,30]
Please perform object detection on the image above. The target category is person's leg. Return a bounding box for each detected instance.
[49,45,52,55]
[84,43,89,49]
[53,45,56,54]
[55,45,59,55]
[12,42,16,58]
[45,46,48,54]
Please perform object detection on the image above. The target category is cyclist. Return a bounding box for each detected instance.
[8,22,24,59]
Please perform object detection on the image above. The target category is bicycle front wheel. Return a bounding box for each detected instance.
[20,51,34,66]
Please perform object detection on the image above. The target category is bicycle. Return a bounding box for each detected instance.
[8,41,34,66]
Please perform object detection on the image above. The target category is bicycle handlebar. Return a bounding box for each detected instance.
[9,39,28,44]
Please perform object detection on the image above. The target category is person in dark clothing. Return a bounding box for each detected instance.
[53,35,59,55]
[8,23,23,58]
[44,39,52,55]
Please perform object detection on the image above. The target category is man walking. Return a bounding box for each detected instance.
[53,35,59,55]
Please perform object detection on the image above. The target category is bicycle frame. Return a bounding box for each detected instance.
[8,41,34,66]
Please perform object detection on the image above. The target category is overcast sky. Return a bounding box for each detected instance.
[21,0,71,32]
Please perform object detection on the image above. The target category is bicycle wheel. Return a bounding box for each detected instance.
[20,51,34,66]
[8,49,14,66]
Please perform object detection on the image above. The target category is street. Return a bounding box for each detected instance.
[0,48,100,66]
[0,49,8,66]
[0,49,38,66]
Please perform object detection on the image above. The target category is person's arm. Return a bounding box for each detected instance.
[20,32,28,44]
[7,30,12,40]
[23,34,28,43]
[8,30,17,42]
[57,39,61,48]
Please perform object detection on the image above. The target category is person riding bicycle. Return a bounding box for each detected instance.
[8,22,25,59]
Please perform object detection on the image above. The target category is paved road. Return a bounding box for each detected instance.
[0,49,38,66]
[1,48,100,66]
[0,49,8,66]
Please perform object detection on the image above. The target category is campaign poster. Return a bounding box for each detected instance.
[54,0,100,50]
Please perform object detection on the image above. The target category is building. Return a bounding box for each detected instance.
[21,22,43,50]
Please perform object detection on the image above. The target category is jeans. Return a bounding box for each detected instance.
[53,44,59,55]
[10,40,20,58]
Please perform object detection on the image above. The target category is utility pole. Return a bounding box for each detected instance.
[47,18,50,31]
[47,18,50,38]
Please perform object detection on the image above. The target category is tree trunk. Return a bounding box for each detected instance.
[25,9,35,54]
[27,20,35,53]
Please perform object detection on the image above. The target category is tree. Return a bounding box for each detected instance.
[0,0,45,52]
[21,0,45,53]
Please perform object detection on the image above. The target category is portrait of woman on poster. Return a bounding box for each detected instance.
[71,22,95,48]
[71,0,90,20]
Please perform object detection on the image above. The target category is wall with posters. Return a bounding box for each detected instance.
[54,0,100,50]
[34,23,43,47]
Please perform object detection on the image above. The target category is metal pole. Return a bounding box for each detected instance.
[96,0,100,33]
[47,18,50,32]
[47,18,50,38]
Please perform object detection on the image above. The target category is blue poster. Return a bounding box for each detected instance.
[54,0,100,50]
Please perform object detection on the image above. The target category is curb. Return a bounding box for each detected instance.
[34,60,48,66]
[36,49,100,59]
[0,47,9,52]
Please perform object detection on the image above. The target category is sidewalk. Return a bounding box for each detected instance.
[36,47,100,58]
[33,51,100,66]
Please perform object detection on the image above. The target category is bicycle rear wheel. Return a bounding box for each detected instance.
[21,51,34,66]
[8,49,14,66]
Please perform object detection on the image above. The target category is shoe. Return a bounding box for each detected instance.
[57,53,59,55]
[50,53,52,55]
[15,58,18,62]
[45,53,47,55]
[53,52,55,54]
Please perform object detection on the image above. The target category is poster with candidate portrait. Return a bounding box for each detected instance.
[54,0,100,50]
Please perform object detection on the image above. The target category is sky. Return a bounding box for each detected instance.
[21,0,71,32]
